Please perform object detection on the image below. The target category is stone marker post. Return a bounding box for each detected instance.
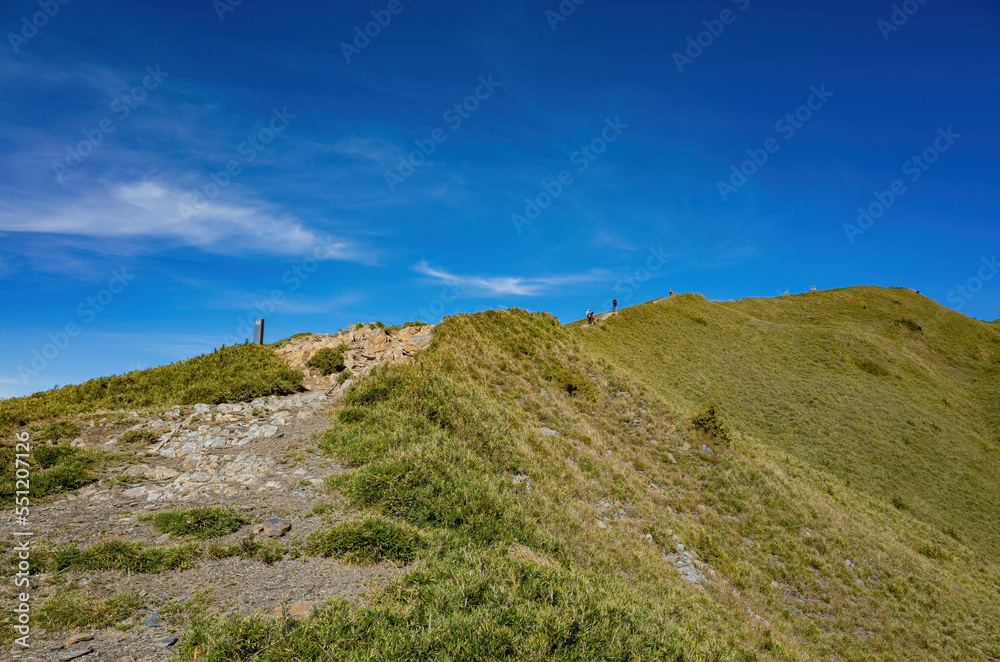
[253,318,265,345]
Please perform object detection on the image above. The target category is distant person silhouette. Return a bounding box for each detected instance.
[668,289,673,297]
[612,298,617,311]
[586,308,593,325]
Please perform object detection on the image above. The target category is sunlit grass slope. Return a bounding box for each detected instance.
[0,343,303,437]
[184,308,1000,661]
[575,286,1000,563]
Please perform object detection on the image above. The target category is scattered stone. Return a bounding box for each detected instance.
[156,636,179,648]
[595,520,608,529]
[145,613,164,628]
[665,452,677,464]
[194,404,211,413]
[537,427,558,436]
[512,474,531,492]
[698,444,715,457]
[66,633,93,646]
[58,645,94,661]
[259,518,292,538]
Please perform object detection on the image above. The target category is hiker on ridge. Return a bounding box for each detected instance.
[586,308,593,325]
[612,298,617,312]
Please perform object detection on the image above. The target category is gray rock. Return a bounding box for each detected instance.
[194,403,211,413]
[698,444,715,457]
[156,636,179,648]
[145,613,164,627]
[537,427,558,436]
[58,645,93,661]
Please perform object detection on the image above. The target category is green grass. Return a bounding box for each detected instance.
[118,428,160,446]
[38,589,145,630]
[575,287,1000,563]
[145,506,250,540]
[0,443,103,505]
[0,342,303,437]
[52,538,200,573]
[305,516,424,564]
[37,420,82,442]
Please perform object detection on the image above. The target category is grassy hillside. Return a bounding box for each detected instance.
[182,307,1000,661]
[0,342,303,437]
[574,287,1000,564]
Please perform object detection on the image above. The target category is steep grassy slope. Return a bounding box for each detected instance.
[576,287,1000,564]
[184,308,1000,661]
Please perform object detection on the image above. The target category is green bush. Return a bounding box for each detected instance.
[0,444,103,506]
[147,506,249,540]
[692,404,733,445]
[337,369,353,385]
[306,516,423,564]
[544,365,594,398]
[307,345,348,376]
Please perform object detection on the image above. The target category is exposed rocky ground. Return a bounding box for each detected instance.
[3,324,435,661]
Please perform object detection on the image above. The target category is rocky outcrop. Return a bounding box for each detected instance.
[273,323,434,390]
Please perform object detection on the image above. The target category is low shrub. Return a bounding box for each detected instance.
[306,516,423,564]
[146,506,249,540]
[692,404,733,445]
[307,345,348,376]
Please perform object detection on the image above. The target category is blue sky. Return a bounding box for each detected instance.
[1,0,999,398]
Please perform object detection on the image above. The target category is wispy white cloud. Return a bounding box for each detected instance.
[0,180,367,261]
[413,260,607,296]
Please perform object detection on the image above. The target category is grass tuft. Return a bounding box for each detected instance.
[306,516,423,564]
[145,506,249,540]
